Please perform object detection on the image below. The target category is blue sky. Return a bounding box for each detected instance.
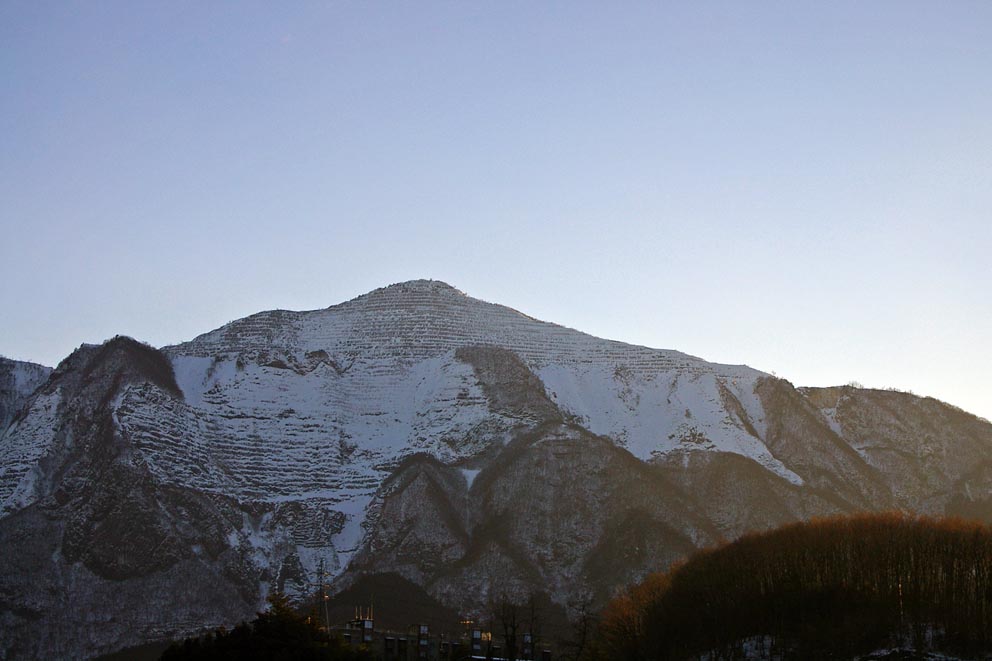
[2,2,990,420]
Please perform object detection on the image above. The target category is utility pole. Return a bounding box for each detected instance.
[317,558,331,632]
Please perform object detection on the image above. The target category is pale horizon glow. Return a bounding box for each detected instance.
[1,2,990,421]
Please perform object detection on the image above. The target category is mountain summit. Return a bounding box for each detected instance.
[2,281,991,659]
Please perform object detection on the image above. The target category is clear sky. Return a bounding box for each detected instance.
[2,2,990,421]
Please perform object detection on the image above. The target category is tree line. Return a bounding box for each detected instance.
[160,594,369,661]
[591,513,992,659]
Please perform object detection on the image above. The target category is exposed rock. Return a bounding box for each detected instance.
[0,357,51,433]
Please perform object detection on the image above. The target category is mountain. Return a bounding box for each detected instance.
[1,279,990,659]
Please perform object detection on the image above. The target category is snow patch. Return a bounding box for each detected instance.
[169,355,215,406]
[460,468,481,489]
[540,364,802,485]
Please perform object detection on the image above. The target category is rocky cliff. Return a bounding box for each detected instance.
[0,357,51,433]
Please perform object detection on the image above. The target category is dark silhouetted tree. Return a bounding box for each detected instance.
[160,593,369,661]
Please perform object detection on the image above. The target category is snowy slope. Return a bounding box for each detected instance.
[167,279,777,471]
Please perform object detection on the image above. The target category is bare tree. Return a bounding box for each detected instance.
[558,595,598,661]
[497,594,521,661]
[523,592,544,660]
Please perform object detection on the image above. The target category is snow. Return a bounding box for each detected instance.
[11,361,50,395]
[819,406,845,437]
[114,344,519,588]
[0,389,62,513]
[169,355,216,406]
[330,494,374,567]
[460,468,481,489]
[540,363,802,485]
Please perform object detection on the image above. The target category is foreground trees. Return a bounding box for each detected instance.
[594,513,992,660]
[160,594,369,661]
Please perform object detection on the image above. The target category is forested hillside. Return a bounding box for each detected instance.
[594,514,992,660]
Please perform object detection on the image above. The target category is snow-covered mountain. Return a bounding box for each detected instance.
[2,280,990,659]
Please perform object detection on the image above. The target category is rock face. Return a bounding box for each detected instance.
[1,280,991,659]
[0,357,51,433]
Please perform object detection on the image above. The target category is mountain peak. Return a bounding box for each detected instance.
[358,279,467,301]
